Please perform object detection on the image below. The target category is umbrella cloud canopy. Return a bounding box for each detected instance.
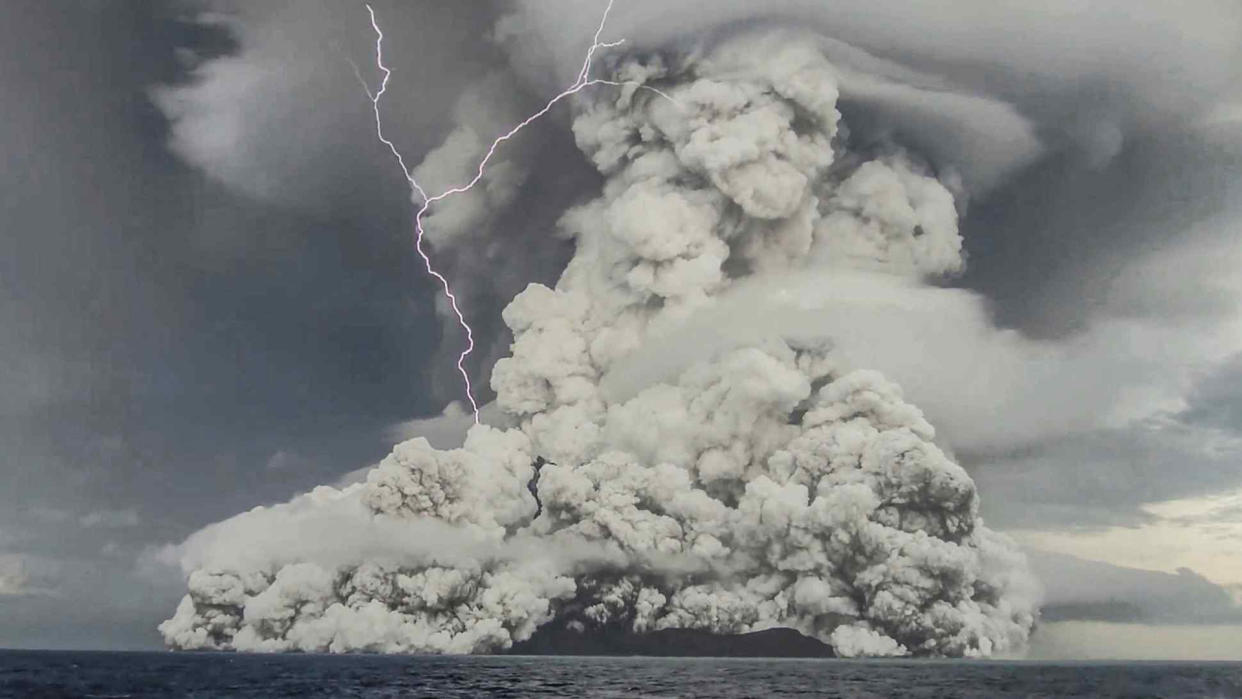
[159,29,1039,657]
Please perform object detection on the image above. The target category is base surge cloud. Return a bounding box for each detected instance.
[159,26,1039,657]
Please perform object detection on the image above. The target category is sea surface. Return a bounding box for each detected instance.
[2,651,1242,698]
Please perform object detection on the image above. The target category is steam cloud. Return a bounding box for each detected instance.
[159,28,1039,657]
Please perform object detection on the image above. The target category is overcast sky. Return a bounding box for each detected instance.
[3,0,1242,656]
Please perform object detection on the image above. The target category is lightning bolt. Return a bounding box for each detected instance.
[361,0,676,424]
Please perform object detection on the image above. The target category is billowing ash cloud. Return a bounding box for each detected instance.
[159,28,1040,658]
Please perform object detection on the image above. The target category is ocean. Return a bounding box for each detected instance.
[2,651,1241,698]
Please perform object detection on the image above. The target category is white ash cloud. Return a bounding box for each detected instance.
[160,30,1038,658]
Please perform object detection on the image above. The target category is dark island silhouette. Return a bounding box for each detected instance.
[509,624,835,658]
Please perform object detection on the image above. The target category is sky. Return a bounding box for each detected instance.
[2,0,1242,657]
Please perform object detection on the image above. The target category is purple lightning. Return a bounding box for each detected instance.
[361,0,676,424]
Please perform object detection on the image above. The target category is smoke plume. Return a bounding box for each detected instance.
[160,28,1038,657]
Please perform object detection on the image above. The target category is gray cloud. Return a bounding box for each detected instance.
[1182,354,1242,434]
[151,0,500,210]
[971,355,1242,530]
[502,0,1242,147]
[1029,550,1242,625]
[5,0,1242,655]
[80,509,142,530]
[0,556,32,597]
[0,0,464,649]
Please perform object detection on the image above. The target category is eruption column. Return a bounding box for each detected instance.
[362,0,664,423]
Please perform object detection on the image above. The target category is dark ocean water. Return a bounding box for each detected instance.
[2,651,1241,698]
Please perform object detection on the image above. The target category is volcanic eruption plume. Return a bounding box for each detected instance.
[158,4,1038,658]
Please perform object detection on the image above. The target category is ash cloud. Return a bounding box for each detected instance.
[160,29,1040,658]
